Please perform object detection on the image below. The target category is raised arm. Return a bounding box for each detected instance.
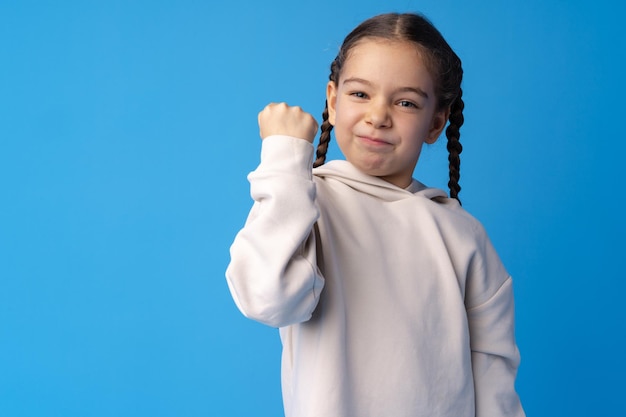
[225,104,324,328]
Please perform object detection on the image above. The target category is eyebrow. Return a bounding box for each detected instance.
[342,77,429,99]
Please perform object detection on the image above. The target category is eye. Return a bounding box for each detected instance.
[350,91,368,99]
[398,100,418,108]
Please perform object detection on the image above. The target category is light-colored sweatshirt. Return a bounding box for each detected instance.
[226,136,525,417]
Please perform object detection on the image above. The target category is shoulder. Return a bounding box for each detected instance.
[423,195,490,241]
[424,197,507,278]
[427,198,510,306]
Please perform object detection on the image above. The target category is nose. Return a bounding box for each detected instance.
[365,100,391,128]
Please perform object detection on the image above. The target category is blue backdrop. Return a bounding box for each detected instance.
[1,0,624,416]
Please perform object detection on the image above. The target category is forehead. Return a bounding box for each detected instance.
[340,38,435,90]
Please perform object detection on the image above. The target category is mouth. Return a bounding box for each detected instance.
[357,135,393,147]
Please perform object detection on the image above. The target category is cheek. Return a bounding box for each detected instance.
[332,111,351,146]
[406,119,433,142]
[333,110,355,144]
[334,101,357,129]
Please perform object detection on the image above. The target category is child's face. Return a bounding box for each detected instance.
[327,39,448,188]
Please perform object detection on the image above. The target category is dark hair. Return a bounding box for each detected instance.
[313,12,465,203]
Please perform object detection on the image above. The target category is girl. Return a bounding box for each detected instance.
[226,12,525,417]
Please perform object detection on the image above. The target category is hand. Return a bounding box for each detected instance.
[258,102,319,143]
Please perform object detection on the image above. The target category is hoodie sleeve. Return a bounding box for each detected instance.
[225,135,325,328]
[466,232,525,417]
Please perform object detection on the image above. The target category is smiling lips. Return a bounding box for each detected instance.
[357,135,394,148]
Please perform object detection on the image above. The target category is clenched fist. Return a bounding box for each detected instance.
[258,102,319,143]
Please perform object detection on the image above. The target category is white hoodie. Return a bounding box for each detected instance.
[226,136,525,417]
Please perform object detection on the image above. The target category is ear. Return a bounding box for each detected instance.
[425,108,450,144]
[326,81,338,126]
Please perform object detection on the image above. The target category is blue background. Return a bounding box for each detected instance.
[1,0,624,416]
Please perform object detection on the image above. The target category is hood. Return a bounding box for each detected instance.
[313,160,448,203]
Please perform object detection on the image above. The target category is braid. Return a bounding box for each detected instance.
[313,101,333,168]
[446,89,464,204]
[314,59,339,168]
